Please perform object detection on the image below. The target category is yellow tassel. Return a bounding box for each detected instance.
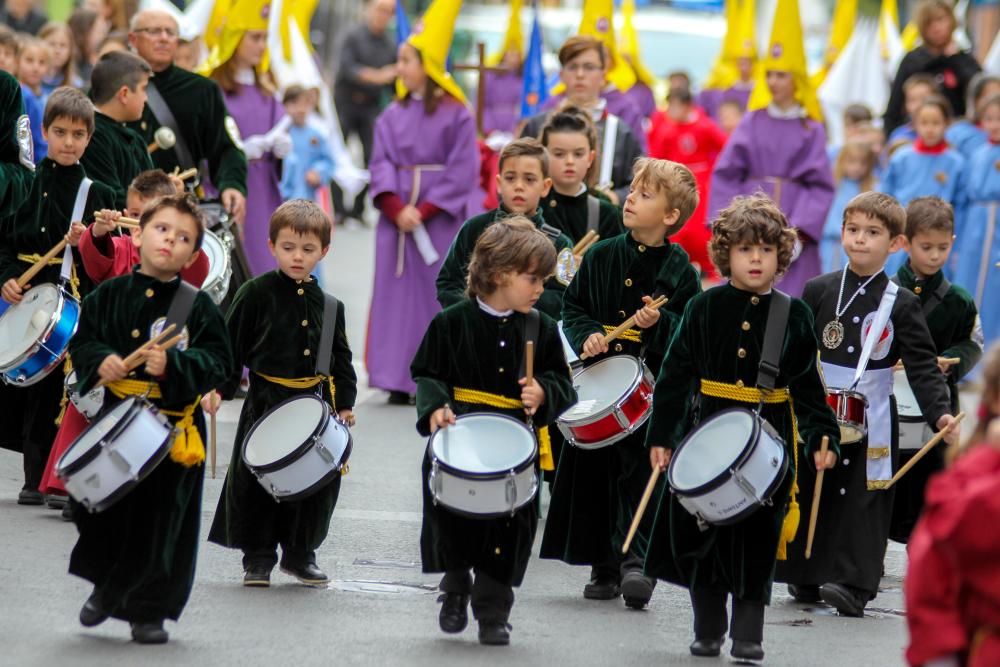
[538,426,554,471]
[167,404,205,467]
[54,354,74,426]
[776,400,801,561]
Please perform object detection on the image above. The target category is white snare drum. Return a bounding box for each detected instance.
[242,394,352,502]
[668,408,789,526]
[557,355,654,449]
[893,370,931,450]
[427,413,538,518]
[56,397,176,513]
[0,283,80,386]
[826,389,868,444]
[201,229,233,305]
[65,369,105,420]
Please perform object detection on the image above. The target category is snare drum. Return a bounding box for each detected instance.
[668,408,789,526]
[893,370,930,450]
[0,283,79,386]
[65,369,105,420]
[826,389,867,444]
[557,355,654,449]
[56,397,176,513]
[242,394,352,502]
[200,229,233,304]
[427,413,538,518]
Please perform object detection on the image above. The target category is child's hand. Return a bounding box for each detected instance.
[169,174,185,193]
[650,446,672,471]
[66,222,86,247]
[305,170,322,188]
[937,414,961,447]
[98,354,128,383]
[937,357,954,375]
[92,209,121,237]
[814,448,837,471]
[2,278,24,304]
[143,344,167,378]
[583,332,609,358]
[338,409,356,427]
[633,295,661,329]
[519,377,545,415]
[429,406,455,433]
[200,391,221,416]
[396,205,422,232]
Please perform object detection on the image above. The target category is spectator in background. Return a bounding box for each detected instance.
[174,37,200,71]
[332,0,397,225]
[97,30,128,58]
[0,26,18,74]
[716,99,744,134]
[69,7,109,83]
[16,36,48,163]
[0,0,47,36]
[280,84,334,204]
[39,22,81,95]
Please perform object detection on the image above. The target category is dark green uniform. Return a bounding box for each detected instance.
[81,111,154,210]
[889,261,983,542]
[128,65,247,196]
[540,234,700,584]
[541,188,623,244]
[67,270,232,624]
[435,207,573,320]
[643,285,839,641]
[208,271,357,569]
[411,299,576,622]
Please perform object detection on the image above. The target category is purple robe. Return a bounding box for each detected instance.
[709,109,835,296]
[542,88,648,152]
[367,98,484,394]
[625,82,657,121]
[481,70,523,135]
[697,84,753,121]
[224,84,285,277]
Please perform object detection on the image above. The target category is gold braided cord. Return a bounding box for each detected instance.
[867,480,891,490]
[699,379,791,404]
[256,372,336,408]
[602,324,642,343]
[867,446,890,459]
[452,386,554,471]
[106,379,204,467]
[17,252,80,299]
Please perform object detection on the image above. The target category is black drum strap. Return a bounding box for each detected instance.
[891,274,950,317]
[518,308,541,379]
[145,82,196,171]
[315,292,340,377]
[586,195,600,235]
[164,280,198,334]
[756,290,790,391]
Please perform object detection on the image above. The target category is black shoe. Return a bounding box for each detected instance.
[478,621,511,646]
[583,574,620,600]
[387,391,414,406]
[819,582,866,617]
[787,583,822,603]
[689,638,723,657]
[243,564,272,587]
[731,640,765,662]
[79,593,108,627]
[61,503,73,521]
[437,592,469,633]
[46,494,67,509]
[131,621,169,644]
[280,561,329,586]
[620,570,655,609]
[17,489,43,505]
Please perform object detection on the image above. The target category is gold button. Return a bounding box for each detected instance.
[736,379,745,388]
[303,349,311,356]
[638,244,646,252]
[297,288,304,295]
[738,348,747,358]
[751,296,760,305]
[141,121,147,130]
[624,278,632,287]
[40,227,45,232]
[614,343,623,352]
[131,329,140,338]
[145,288,154,298]
[618,310,627,318]
[549,200,557,208]
[42,192,47,197]
[914,286,922,294]
[494,547,501,555]
[499,367,504,373]
[301,320,308,327]
[742,321,750,331]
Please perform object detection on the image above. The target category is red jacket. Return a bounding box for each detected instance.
[78,225,210,287]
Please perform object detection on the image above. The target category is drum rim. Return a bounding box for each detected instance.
[695,451,789,526]
[828,387,868,407]
[265,435,353,503]
[0,285,79,380]
[559,355,648,426]
[241,394,342,472]
[57,397,147,475]
[667,407,761,496]
[80,433,175,513]
[426,412,537,480]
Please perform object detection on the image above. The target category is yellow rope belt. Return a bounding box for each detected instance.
[452,387,553,471]
[106,379,204,467]
[256,372,336,407]
[602,324,641,343]
[699,379,800,561]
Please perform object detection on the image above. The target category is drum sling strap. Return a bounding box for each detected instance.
[891,274,950,317]
[106,280,206,467]
[145,82,197,173]
[586,195,600,235]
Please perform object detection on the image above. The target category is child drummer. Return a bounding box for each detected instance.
[644,195,840,663]
[66,193,232,644]
[776,191,958,618]
[207,199,357,587]
[412,217,576,646]
[540,158,702,609]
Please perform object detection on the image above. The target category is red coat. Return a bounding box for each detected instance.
[78,225,210,288]
[647,108,728,278]
[905,444,1000,667]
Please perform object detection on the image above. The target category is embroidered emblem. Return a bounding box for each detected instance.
[261,4,269,18]
[16,114,33,170]
[310,136,319,146]
[555,248,576,286]
[150,317,190,352]
[994,159,1000,171]
[596,17,610,33]
[771,42,783,58]
[934,171,947,184]
[224,116,243,150]
[861,312,894,361]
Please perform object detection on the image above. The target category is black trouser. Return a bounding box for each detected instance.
[690,587,765,642]
[243,546,317,570]
[331,104,377,220]
[440,569,514,624]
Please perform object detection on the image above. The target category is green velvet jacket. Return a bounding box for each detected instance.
[81,111,154,210]
[0,71,33,217]
[540,187,623,244]
[435,206,573,320]
[0,159,116,294]
[127,64,247,195]
[562,233,701,373]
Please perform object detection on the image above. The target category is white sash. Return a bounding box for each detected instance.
[62,177,92,283]
[598,114,618,189]
[852,279,898,388]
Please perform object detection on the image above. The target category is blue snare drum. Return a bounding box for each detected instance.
[0,283,80,386]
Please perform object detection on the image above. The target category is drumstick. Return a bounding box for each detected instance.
[572,230,598,254]
[577,234,600,256]
[94,325,177,388]
[622,466,662,554]
[525,340,534,384]
[895,357,961,371]
[17,237,68,288]
[177,167,199,182]
[210,405,217,479]
[580,295,668,360]
[884,411,966,490]
[805,435,830,559]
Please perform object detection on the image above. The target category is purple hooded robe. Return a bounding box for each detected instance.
[481,70,523,135]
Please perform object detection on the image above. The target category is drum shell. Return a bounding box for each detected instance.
[0,286,79,386]
[242,395,352,502]
[827,389,867,444]
[65,370,105,420]
[557,356,654,449]
[892,370,930,450]
[201,229,233,305]
[56,398,175,513]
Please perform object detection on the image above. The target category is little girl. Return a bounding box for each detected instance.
[39,22,81,96]
[16,37,50,164]
[821,140,877,272]
[880,96,965,274]
[945,73,1000,160]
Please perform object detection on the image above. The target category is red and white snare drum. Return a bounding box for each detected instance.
[826,389,867,444]
[557,355,654,449]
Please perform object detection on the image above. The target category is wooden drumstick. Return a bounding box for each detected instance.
[895,357,961,371]
[572,230,598,254]
[885,412,966,490]
[805,435,830,559]
[622,466,662,554]
[177,167,199,182]
[95,325,177,388]
[580,295,668,360]
[577,234,600,256]
[210,401,218,479]
[17,237,68,288]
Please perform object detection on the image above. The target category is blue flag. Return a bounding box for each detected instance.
[395,0,410,46]
[520,3,548,119]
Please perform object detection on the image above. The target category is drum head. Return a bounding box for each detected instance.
[568,356,642,420]
[0,284,60,367]
[431,414,535,475]
[245,395,324,467]
[201,230,227,283]
[61,398,135,468]
[892,370,920,417]
[670,409,754,491]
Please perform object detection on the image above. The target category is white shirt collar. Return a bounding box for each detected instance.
[477,297,514,317]
[766,103,805,120]
[234,68,256,86]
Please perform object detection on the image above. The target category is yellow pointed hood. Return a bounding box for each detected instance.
[748,0,823,121]
[204,0,232,50]
[488,0,524,67]
[578,0,636,91]
[703,0,757,91]
[197,0,272,76]
[811,0,857,89]
[619,0,657,87]
[405,0,467,104]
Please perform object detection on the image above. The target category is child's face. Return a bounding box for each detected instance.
[268,227,329,282]
[841,211,903,275]
[982,104,1000,143]
[496,156,551,215]
[494,270,544,314]
[915,105,947,146]
[173,41,197,71]
[718,103,743,134]
[862,126,885,154]
[923,10,954,49]
[133,208,201,280]
[126,191,149,218]
[545,131,593,192]
[235,30,267,69]
[560,48,606,104]
[120,75,150,122]
[765,70,795,107]
[18,47,49,89]
[44,31,72,69]
[0,46,16,74]
[622,179,679,238]
[728,241,778,293]
[42,116,91,166]
[841,150,870,181]
[905,83,934,118]
[284,96,312,126]
[396,43,427,94]
[905,228,953,278]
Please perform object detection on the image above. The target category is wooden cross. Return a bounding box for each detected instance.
[452,42,510,136]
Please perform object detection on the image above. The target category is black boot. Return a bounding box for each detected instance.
[18,488,43,505]
[437,592,469,633]
[131,621,169,644]
[689,638,723,657]
[787,583,821,603]
[478,621,511,646]
[731,639,765,662]
[279,561,329,586]
[620,569,656,610]
[583,566,620,600]
[243,563,272,587]
[79,593,108,627]
[819,583,867,618]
